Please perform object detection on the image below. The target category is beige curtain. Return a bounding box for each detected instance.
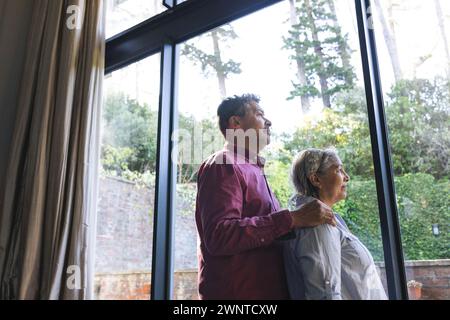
[0,0,104,299]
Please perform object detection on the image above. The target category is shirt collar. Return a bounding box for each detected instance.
[224,142,265,168]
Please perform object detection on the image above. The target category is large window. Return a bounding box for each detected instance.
[104,0,450,300]
[95,54,161,299]
[372,0,450,300]
[173,0,389,299]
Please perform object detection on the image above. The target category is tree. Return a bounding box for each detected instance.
[176,114,224,184]
[102,92,158,175]
[282,78,450,180]
[373,0,403,81]
[385,78,450,179]
[282,105,374,178]
[288,0,311,111]
[280,78,450,261]
[181,25,242,99]
[326,0,354,84]
[284,0,356,111]
[434,0,450,79]
[101,92,225,185]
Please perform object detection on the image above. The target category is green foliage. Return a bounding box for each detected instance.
[176,183,197,217]
[282,107,375,177]
[101,145,136,174]
[283,79,450,181]
[394,174,450,260]
[384,78,450,179]
[176,114,224,184]
[102,92,158,174]
[265,160,293,208]
[102,91,224,184]
[335,174,450,261]
[281,78,449,261]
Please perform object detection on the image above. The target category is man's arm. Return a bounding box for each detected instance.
[198,163,292,256]
[198,162,335,256]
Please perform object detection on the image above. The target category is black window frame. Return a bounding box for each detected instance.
[104,0,408,300]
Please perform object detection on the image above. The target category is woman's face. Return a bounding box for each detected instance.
[315,158,350,206]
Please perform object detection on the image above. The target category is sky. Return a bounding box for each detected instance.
[105,0,450,139]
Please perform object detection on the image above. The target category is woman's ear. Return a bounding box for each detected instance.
[228,116,241,129]
[309,174,321,189]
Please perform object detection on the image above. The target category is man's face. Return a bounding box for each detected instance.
[238,101,272,150]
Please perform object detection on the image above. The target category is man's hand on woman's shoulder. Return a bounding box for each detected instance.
[289,199,336,228]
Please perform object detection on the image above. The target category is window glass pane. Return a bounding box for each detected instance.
[373,0,450,300]
[95,54,161,299]
[106,0,167,39]
[173,0,389,299]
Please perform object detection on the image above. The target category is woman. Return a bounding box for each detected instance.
[284,148,387,300]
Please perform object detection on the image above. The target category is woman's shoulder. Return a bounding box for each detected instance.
[289,194,316,209]
[294,222,342,242]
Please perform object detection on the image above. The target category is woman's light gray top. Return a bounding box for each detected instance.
[283,196,388,300]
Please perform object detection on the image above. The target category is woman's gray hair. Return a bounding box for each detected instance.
[291,148,340,199]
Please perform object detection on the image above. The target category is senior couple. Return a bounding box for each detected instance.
[195,94,387,300]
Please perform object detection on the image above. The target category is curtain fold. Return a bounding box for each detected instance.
[0,0,104,299]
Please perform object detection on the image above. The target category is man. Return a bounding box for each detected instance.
[195,94,336,299]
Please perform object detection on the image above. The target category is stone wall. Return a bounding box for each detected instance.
[95,177,198,274]
[96,177,155,273]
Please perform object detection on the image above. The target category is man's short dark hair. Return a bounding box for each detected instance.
[217,94,260,136]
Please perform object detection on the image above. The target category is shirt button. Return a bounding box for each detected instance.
[325,281,330,285]
[261,238,265,243]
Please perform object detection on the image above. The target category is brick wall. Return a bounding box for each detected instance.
[95,260,450,300]
[95,272,152,300]
[376,260,450,300]
[95,270,198,300]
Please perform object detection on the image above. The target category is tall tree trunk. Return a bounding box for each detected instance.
[434,0,450,78]
[373,0,403,81]
[211,30,227,99]
[289,0,311,112]
[305,0,331,108]
[326,0,353,85]
[387,0,396,39]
